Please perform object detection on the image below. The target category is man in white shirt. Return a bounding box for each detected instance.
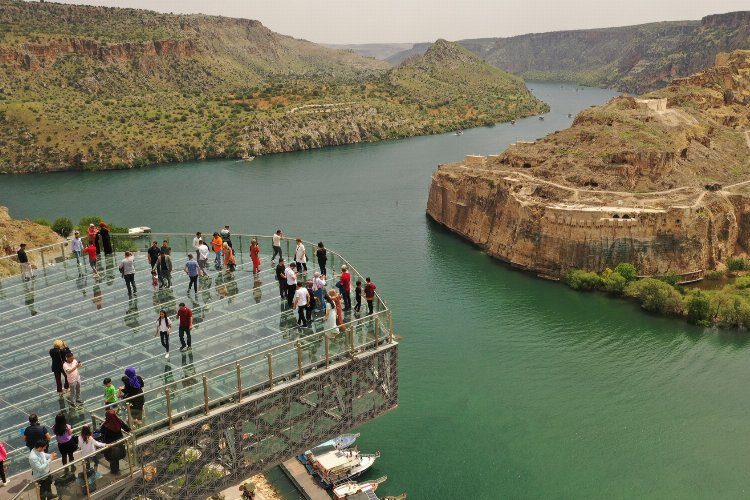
[192,232,202,251]
[197,240,210,277]
[119,252,137,296]
[271,229,283,265]
[285,263,297,308]
[29,441,57,499]
[292,282,310,327]
[63,352,83,405]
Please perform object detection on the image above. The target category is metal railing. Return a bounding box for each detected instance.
[10,433,135,500]
[2,233,394,487]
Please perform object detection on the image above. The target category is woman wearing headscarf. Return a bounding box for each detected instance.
[119,367,145,425]
[100,410,130,475]
[223,242,236,273]
[49,339,71,395]
[99,221,113,255]
[250,239,261,274]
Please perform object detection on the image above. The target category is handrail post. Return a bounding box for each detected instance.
[83,454,91,498]
[286,238,290,257]
[388,311,394,343]
[348,325,355,358]
[128,434,135,479]
[60,242,65,261]
[166,387,173,429]
[126,403,134,430]
[267,353,273,389]
[202,376,209,415]
[296,342,303,379]
[35,479,41,500]
[325,334,330,368]
[236,362,242,402]
[374,315,380,344]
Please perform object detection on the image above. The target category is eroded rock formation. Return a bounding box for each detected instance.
[427,51,750,277]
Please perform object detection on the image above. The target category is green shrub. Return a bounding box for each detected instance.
[705,270,725,281]
[710,291,750,328]
[33,218,51,227]
[51,217,73,237]
[78,215,103,230]
[567,269,602,291]
[601,268,627,294]
[727,257,748,272]
[735,275,750,289]
[614,262,637,282]
[625,278,684,315]
[658,271,682,287]
[685,290,711,326]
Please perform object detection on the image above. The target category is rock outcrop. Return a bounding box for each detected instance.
[0,207,63,277]
[427,51,750,277]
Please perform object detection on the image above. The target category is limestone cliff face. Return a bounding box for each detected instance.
[0,38,198,70]
[427,51,750,277]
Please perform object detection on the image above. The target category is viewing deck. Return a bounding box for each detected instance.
[0,233,397,499]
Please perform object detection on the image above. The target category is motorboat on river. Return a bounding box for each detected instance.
[333,475,387,499]
[298,434,379,489]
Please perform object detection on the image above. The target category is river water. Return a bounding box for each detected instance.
[3,83,749,499]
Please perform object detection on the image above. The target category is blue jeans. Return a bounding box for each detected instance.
[214,251,222,268]
[315,288,325,311]
[73,250,81,265]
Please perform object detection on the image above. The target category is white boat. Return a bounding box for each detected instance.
[303,447,380,488]
[333,476,387,499]
[241,154,255,162]
[317,433,360,450]
[127,226,152,235]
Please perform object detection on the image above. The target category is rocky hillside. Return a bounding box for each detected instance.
[427,51,750,277]
[0,1,545,173]
[382,11,750,93]
[0,206,63,277]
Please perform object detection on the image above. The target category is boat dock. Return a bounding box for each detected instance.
[280,458,331,500]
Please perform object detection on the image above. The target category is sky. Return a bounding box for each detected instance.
[44,0,750,44]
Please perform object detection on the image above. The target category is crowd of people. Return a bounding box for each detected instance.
[9,226,378,496]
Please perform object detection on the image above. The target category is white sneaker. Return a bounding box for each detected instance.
[164,352,169,358]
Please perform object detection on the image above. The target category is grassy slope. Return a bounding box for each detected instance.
[0,1,546,173]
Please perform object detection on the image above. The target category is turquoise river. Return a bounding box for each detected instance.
[2,83,749,499]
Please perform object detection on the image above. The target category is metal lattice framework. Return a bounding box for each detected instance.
[121,343,398,499]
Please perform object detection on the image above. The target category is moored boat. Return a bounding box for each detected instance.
[299,447,380,489]
[333,476,387,499]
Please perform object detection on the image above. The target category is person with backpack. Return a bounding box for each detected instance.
[156,310,171,359]
[100,410,130,475]
[312,272,326,312]
[220,225,232,248]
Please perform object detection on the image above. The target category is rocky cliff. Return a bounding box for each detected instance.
[427,51,750,277]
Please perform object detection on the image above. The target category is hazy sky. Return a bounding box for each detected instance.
[45,0,749,44]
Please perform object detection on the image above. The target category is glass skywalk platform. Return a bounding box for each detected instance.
[0,233,392,486]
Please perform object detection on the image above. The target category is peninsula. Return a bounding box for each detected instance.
[427,51,750,280]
